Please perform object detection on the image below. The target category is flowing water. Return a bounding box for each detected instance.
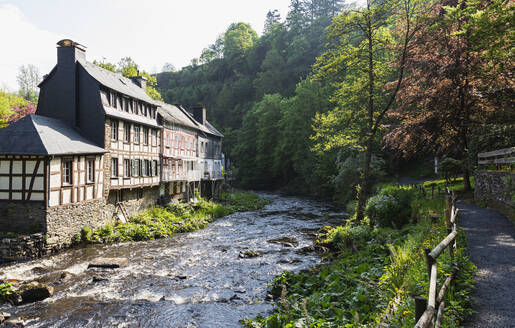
[0,194,346,328]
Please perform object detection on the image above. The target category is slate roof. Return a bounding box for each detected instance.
[157,102,198,130]
[0,115,106,155]
[104,107,160,128]
[158,103,224,138]
[78,60,156,104]
[204,120,224,138]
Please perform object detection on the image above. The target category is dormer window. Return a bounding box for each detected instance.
[117,94,122,109]
[106,90,111,106]
[112,92,117,109]
[124,98,129,112]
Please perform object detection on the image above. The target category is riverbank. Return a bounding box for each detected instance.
[0,194,339,326]
[245,183,476,327]
[75,191,269,244]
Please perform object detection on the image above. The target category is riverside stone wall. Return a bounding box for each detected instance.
[45,199,113,248]
[0,202,46,235]
[474,171,515,209]
[0,233,47,262]
[105,186,160,217]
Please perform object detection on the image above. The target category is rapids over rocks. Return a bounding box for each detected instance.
[0,194,345,327]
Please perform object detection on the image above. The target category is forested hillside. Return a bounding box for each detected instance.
[156,0,513,208]
[156,0,345,194]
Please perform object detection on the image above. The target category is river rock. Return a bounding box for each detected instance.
[88,257,128,269]
[3,317,24,327]
[92,276,108,283]
[239,250,261,258]
[0,312,10,323]
[10,281,54,305]
[58,272,73,283]
[267,237,298,247]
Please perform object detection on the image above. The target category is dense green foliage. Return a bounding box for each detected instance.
[153,0,512,206]
[0,90,33,128]
[245,185,476,327]
[156,0,348,195]
[365,186,416,228]
[77,191,267,244]
[216,191,270,211]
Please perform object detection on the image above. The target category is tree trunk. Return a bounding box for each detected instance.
[463,166,471,192]
[356,4,375,223]
[356,137,373,222]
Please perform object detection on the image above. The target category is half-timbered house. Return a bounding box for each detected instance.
[192,105,224,196]
[0,114,106,246]
[36,39,161,217]
[157,102,201,201]
[0,39,225,257]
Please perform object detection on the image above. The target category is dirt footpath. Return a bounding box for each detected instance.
[458,202,515,328]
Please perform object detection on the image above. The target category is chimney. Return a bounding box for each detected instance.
[130,75,147,90]
[193,104,206,125]
[57,39,86,66]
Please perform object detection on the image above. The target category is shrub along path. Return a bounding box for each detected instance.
[459,201,515,328]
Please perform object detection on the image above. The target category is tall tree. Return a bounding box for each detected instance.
[16,64,41,101]
[312,0,426,221]
[264,9,282,33]
[385,0,514,191]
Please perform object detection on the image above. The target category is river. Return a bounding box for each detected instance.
[0,194,345,327]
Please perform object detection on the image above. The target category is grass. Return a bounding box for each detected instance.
[76,191,268,244]
[244,183,476,328]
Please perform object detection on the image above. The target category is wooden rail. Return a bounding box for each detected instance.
[477,147,515,166]
[414,191,459,328]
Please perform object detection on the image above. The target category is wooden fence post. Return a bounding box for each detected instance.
[414,296,427,323]
[445,195,452,229]
[425,248,432,280]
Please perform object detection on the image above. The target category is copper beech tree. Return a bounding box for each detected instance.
[385,0,514,191]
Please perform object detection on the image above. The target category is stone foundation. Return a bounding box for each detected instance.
[0,202,46,235]
[0,233,47,262]
[105,186,160,216]
[0,186,160,260]
[475,171,515,209]
[45,199,112,247]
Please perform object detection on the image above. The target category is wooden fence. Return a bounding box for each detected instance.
[414,191,459,328]
[478,147,515,167]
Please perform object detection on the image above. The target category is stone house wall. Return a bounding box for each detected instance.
[45,198,112,248]
[0,202,46,235]
[0,233,47,262]
[474,171,515,209]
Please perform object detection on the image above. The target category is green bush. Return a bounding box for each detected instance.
[323,223,371,251]
[80,226,93,242]
[365,185,415,228]
[216,191,269,211]
[0,282,15,303]
[166,201,194,217]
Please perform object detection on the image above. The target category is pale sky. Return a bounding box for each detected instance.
[0,0,291,91]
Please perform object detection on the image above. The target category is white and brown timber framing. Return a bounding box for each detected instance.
[0,155,46,202]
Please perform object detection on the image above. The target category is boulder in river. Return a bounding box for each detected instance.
[88,257,128,269]
[238,250,261,258]
[267,237,298,247]
[0,312,11,323]
[10,282,54,305]
[92,276,108,283]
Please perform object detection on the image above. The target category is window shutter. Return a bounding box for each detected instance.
[150,161,154,177]
[131,160,135,176]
